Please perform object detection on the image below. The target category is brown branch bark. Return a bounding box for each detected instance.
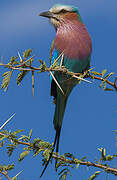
[52,154,117,175]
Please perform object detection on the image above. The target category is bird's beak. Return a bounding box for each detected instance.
[39,11,54,18]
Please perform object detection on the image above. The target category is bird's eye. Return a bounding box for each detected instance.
[59,9,68,13]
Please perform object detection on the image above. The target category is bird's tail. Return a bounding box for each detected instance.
[40,94,67,177]
[53,94,68,168]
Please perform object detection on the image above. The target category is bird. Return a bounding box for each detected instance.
[39,4,92,177]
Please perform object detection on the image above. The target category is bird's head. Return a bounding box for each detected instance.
[39,4,82,28]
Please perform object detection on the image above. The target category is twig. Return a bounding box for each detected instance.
[52,154,117,175]
[0,113,16,131]
[0,56,117,91]
[0,171,11,180]
[89,74,117,91]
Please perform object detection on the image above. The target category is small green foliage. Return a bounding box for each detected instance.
[105,155,114,161]
[23,49,32,59]
[1,70,13,91]
[7,144,17,157]
[88,171,101,180]
[8,56,19,66]
[98,147,115,162]
[18,135,30,142]
[64,153,75,160]
[33,137,40,146]
[102,69,107,77]
[98,147,106,161]
[43,149,51,161]
[29,129,32,140]
[16,69,28,85]
[0,164,14,171]
[76,162,79,169]
[38,59,47,72]
[59,168,71,180]
[0,141,4,147]
[80,156,87,161]
[19,150,30,161]
[12,129,24,136]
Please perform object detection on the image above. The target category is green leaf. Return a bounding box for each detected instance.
[105,155,114,161]
[64,153,74,160]
[3,164,14,171]
[103,82,107,90]
[16,70,28,85]
[98,147,106,160]
[7,144,17,157]
[99,81,105,89]
[19,150,30,161]
[0,136,6,141]
[23,49,32,58]
[76,163,79,169]
[8,56,18,66]
[80,156,87,161]
[88,171,101,180]
[18,135,30,141]
[102,69,107,77]
[0,141,4,147]
[12,129,24,135]
[1,70,13,91]
[58,168,68,175]
[39,59,44,64]
[29,129,32,140]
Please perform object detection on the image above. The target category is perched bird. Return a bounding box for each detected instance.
[39,4,92,176]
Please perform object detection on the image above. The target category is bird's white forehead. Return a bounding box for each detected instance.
[49,4,73,13]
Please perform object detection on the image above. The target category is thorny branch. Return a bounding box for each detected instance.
[0,50,117,93]
[0,130,117,177]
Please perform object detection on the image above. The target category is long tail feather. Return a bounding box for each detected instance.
[40,131,57,177]
[55,128,61,170]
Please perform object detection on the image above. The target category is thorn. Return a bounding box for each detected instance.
[0,113,16,130]
[49,71,64,95]
[1,56,3,64]
[18,51,23,63]
[73,75,92,83]
[50,51,64,68]
[60,54,64,67]
[13,170,23,179]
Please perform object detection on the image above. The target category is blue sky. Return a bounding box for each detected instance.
[0,0,117,180]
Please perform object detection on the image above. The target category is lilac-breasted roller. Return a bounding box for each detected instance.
[39,4,92,176]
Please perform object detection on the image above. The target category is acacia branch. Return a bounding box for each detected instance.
[0,131,117,177]
[52,154,117,176]
[0,51,117,92]
[0,171,11,180]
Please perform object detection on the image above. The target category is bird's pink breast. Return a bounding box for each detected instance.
[54,20,92,60]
